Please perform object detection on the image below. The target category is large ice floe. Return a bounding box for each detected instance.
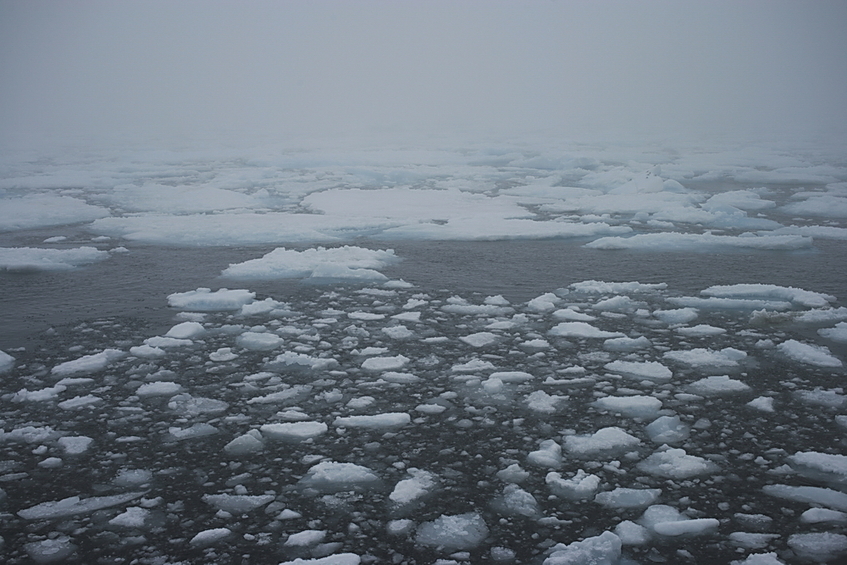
[1,275,846,563]
[1,139,847,563]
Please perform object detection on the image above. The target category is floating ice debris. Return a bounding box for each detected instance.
[459,331,498,347]
[549,322,625,339]
[236,331,284,350]
[298,461,381,492]
[202,493,275,513]
[18,492,144,520]
[57,436,93,454]
[167,288,256,311]
[700,283,835,308]
[332,413,411,429]
[585,232,811,251]
[135,381,181,397]
[592,395,662,419]
[637,448,719,479]
[777,339,842,367]
[686,375,751,396]
[645,416,690,445]
[51,348,126,377]
[569,281,667,293]
[603,360,672,382]
[222,246,399,281]
[109,506,150,528]
[361,355,409,371]
[24,536,78,564]
[0,194,109,231]
[0,349,14,372]
[675,324,726,336]
[492,484,541,518]
[528,439,563,468]
[663,347,747,369]
[284,529,327,547]
[653,307,698,324]
[543,531,621,565]
[637,504,719,538]
[595,487,662,509]
[819,322,847,342]
[278,555,361,565]
[416,512,489,551]
[0,246,111,272]
[763,484,847,512]
[389,468,437,505]
[747,396,776,412]
[189,528,233,547]
[164,321,206,338]
[564,427,641,458]
[786,451,847,488]
[224,430,264,456]
[546,469,601,500]
[787,532,847,562]
[260,421,328,441]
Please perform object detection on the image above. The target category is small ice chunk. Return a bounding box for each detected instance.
[165,321,206,339]
[109,506,150,528]
[730,553,785,565]
[51,349,126,377]
[639,504,718,537]
[278,555,361,565]
[564,427,640,458]
[603,336,652,351]
[542,531,621,565]
[361,355,409,371]
[189,528,232,547]
[819,322,847,342]
[492,484,541,518]
[224,430,264,456]
[549,322,625,339]
[333,413,410,429]
[497,464,530,484]
[675,324,726,337]
[777,339,842,367]
[0,349,16,372]
[284,529,327,547]
[787,533,847,562]
[552,308,596,322]
[389,469,437,505]
[787,451,847,488]
[763,484,847,512]
[800,507,847,524]
[593,395,662,419]
[663,347,746,368]
[135,381,181,397]
[57,436,93,454]
[236,331,284,351]
[260,421,328,441]
[298,461,381,492]
[747,396,775,412]
[615,520,650,545]
[167,288,255,311]
[604,360,672,382]
[637,448,719,478]
[527,439,563,468]
[526,390,566,413]
[18,492,144,520]
[654,308,698,324]
[594,488,662,509]
[202,493,275,513]
[25,537,77,563]
[416,513,489,551]
[686,375,751,396]
[546,470,601,500]
[460,332,499,347]
[645,416,690,445]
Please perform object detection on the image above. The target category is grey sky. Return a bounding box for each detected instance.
[2,0,846,146]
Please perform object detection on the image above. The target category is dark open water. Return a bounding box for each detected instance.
[2,236,845,352]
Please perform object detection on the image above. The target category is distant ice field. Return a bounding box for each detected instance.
[1,138,846,563]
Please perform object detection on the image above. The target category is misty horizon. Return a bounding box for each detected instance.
[2,0,847,149]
